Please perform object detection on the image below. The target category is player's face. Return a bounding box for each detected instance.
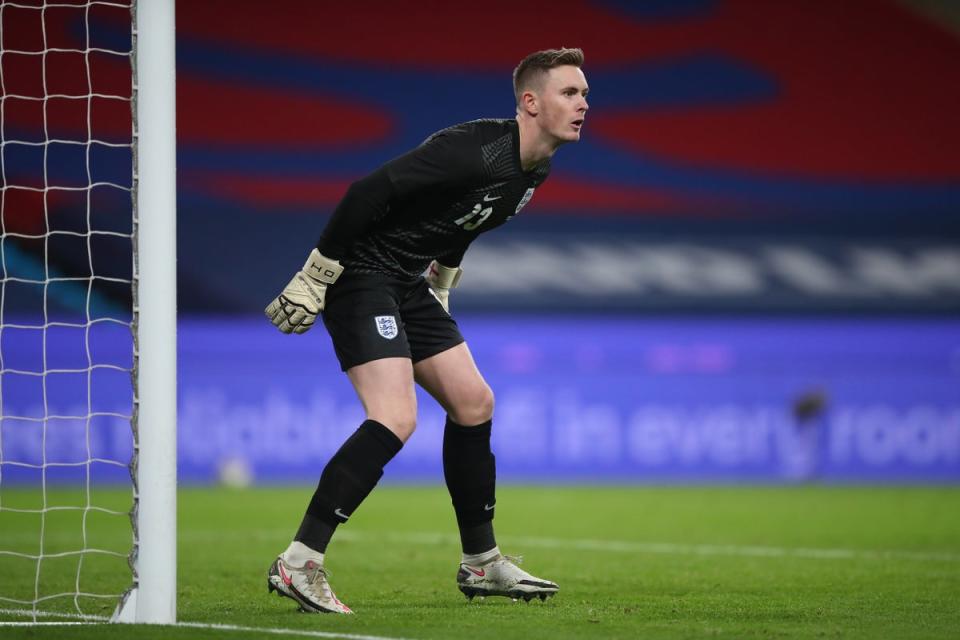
[538,65,589,144]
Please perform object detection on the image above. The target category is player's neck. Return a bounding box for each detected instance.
[516,115,559,172]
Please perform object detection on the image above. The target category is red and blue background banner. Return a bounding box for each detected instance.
[171,0,960,313]
[2,1,958,482]
[4,0,960,313]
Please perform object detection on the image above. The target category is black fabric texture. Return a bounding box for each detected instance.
[316,167,394,260]
[443,416,497,535]
[459,520,497,556]
[295,419,403,551]
[321,272,464,371]
[314,119,551,280]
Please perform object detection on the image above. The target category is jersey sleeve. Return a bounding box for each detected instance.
[436,242,470,268]
[317,128,482,260]
[384,128,480,199]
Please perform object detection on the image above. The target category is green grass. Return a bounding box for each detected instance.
[2,485,960,639]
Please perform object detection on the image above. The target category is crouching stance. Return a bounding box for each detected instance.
[264,47,589,613]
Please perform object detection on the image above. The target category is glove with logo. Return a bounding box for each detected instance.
[265,249,344,334]
[425,260,462,313]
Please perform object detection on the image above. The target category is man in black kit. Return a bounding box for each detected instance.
[265,48,589,614]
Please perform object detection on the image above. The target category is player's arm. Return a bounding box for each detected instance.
[266,129,480,333]
[319,129,481,258]
[263,168,394,334]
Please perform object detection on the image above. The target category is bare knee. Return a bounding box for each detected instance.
[347,358,418,443]
[449,383,495,426]
[371,412,417,443]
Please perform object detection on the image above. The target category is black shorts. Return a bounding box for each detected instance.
[321,272,465,371]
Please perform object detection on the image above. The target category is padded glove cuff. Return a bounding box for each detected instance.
[429,261,462,289]
[303,249,344,285]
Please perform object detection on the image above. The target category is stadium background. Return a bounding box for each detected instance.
[3,0,959,485]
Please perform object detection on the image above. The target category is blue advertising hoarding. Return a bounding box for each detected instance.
[2,315,958,484]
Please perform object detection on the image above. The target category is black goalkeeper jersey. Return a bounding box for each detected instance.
[316,118,551,280]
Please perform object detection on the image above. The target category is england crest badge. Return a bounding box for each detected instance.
[375,315,398,340]
[515,187,535,214]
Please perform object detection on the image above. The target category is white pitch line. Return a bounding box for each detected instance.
[501,534,960,563]
[174,621,416,640]
[18,529,960,564]
[0,608,416,640]
[175,528,960,563]
[0,607,108,622]
[330,530,960,563]
[0,622,95,626]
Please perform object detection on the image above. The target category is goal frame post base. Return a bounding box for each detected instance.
[111,588,138,623]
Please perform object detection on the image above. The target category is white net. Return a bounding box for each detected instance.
[0,0,136,622]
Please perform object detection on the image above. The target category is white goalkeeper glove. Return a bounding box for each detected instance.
[425,260,462,313]
[265,249,344,334]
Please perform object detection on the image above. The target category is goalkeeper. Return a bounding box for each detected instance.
[264,48,588,614]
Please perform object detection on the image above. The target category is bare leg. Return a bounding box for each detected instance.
[414,343,493,425]
[348,357,418,442]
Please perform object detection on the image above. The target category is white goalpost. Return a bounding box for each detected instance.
[116,0,177,623]
[0,0,176,625]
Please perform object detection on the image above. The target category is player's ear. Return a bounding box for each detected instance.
[521,90,539,116]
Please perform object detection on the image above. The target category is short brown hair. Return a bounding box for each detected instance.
[512,47,584,105]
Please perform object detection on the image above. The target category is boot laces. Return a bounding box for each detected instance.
[302,562,334,600]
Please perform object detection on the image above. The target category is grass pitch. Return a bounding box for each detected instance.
[2,485,959,639]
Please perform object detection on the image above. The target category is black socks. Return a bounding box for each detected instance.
[443,417,497,554]
[295,416,498,556]
[295,419,403,553]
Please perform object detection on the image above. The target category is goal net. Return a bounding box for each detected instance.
[1,0,175,624]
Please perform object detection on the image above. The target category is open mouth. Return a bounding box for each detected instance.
[571,118,584,129]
